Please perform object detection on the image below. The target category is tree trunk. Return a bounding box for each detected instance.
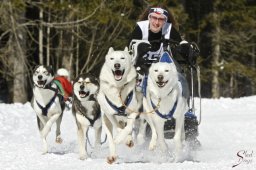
[46,10,51,66]
[229,73,234,98]
[68,27,74,79]
[39,2,43,64]
[211,11,220,98]
[75,25,80,78]
[61,30,73,73]
[9,2,27,103]
[251,41,255,94]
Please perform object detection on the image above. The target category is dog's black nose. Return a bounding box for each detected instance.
[158,75,163,81]
[38,75,43,80]
[80,85,84,90]
[114,63,120,69]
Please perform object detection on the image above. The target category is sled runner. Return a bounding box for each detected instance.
[129,38,201,148]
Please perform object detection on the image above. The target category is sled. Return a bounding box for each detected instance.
[129,39,202,146]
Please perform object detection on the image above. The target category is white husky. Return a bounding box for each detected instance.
[143,59,188,162]
[31,65,65,154]
[97,47,139,164]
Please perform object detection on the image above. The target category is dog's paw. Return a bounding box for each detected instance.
[107,156,117,164]
[79,154,88,160]
[42,149,48,155]
[149,140,157,150]
[126,140,134,148]
[125,135,134,148]
[55,136,63,144]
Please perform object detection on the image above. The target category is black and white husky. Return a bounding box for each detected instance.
[31,65,65,154]
[72,73,102,160]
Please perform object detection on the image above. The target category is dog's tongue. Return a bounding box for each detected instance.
[157,81,165,87]
[114,70,122,76]
[37,80,46,87]
[79,91,90,98]
[114,70,123,80]
[136,79,142,86]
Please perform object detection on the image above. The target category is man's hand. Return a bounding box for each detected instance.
[176,41,200,66]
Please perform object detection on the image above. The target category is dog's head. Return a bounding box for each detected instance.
[73,73,99,101]
[135,67,145,92]
[149,62,178,89]
[33,65,54,88]
[105,47,132,81]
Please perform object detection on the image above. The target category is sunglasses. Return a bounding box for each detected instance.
[149,15,166,22]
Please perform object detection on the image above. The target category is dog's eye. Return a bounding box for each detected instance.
[44,71,49,75]
[165,70,169,72]
[110,58,114,60]
[121,57,125,59]
[154,70,158,72]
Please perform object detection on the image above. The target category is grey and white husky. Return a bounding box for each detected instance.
[72,73,102,160]
[31,65,65,154]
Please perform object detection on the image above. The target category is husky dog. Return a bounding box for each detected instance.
[72,73,102,160]
[143,58,188,162]
[97,47,139,164]
[133,67,148,145]
[31,65,65,154]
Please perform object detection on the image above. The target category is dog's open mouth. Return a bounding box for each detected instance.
[156,81,168,88]
[79,91,90,98]
[136,78,142,86]
[37,80,46,87]
[112,70,125,81]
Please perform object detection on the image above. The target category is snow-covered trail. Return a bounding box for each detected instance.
[0,96,256,170]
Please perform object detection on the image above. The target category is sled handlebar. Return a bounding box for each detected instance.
[148,38,180,46]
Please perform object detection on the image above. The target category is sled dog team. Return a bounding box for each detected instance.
[31,46,188,163]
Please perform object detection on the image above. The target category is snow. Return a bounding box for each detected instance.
[0,96,256,170]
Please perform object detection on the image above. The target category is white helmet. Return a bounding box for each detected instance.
[57,68,70,78]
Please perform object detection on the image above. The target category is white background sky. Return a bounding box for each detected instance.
[0,96,256,170]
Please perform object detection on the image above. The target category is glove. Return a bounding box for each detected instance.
[137,42,151,57]
[176,41,200,66]
[189,42,200,65]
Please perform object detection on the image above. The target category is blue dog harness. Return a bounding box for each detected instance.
[150,98,178,119]
[105,90,134,116]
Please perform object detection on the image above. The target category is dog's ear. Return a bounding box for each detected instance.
[124,46,128,52]
[46,65,54,76]
[108,47,114,54]
[87,72,100,86]
[33,65,40,72]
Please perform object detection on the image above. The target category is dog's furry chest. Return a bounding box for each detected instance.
[32,87,62,116]
[33,88,56,102]
[73,100,99,120]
